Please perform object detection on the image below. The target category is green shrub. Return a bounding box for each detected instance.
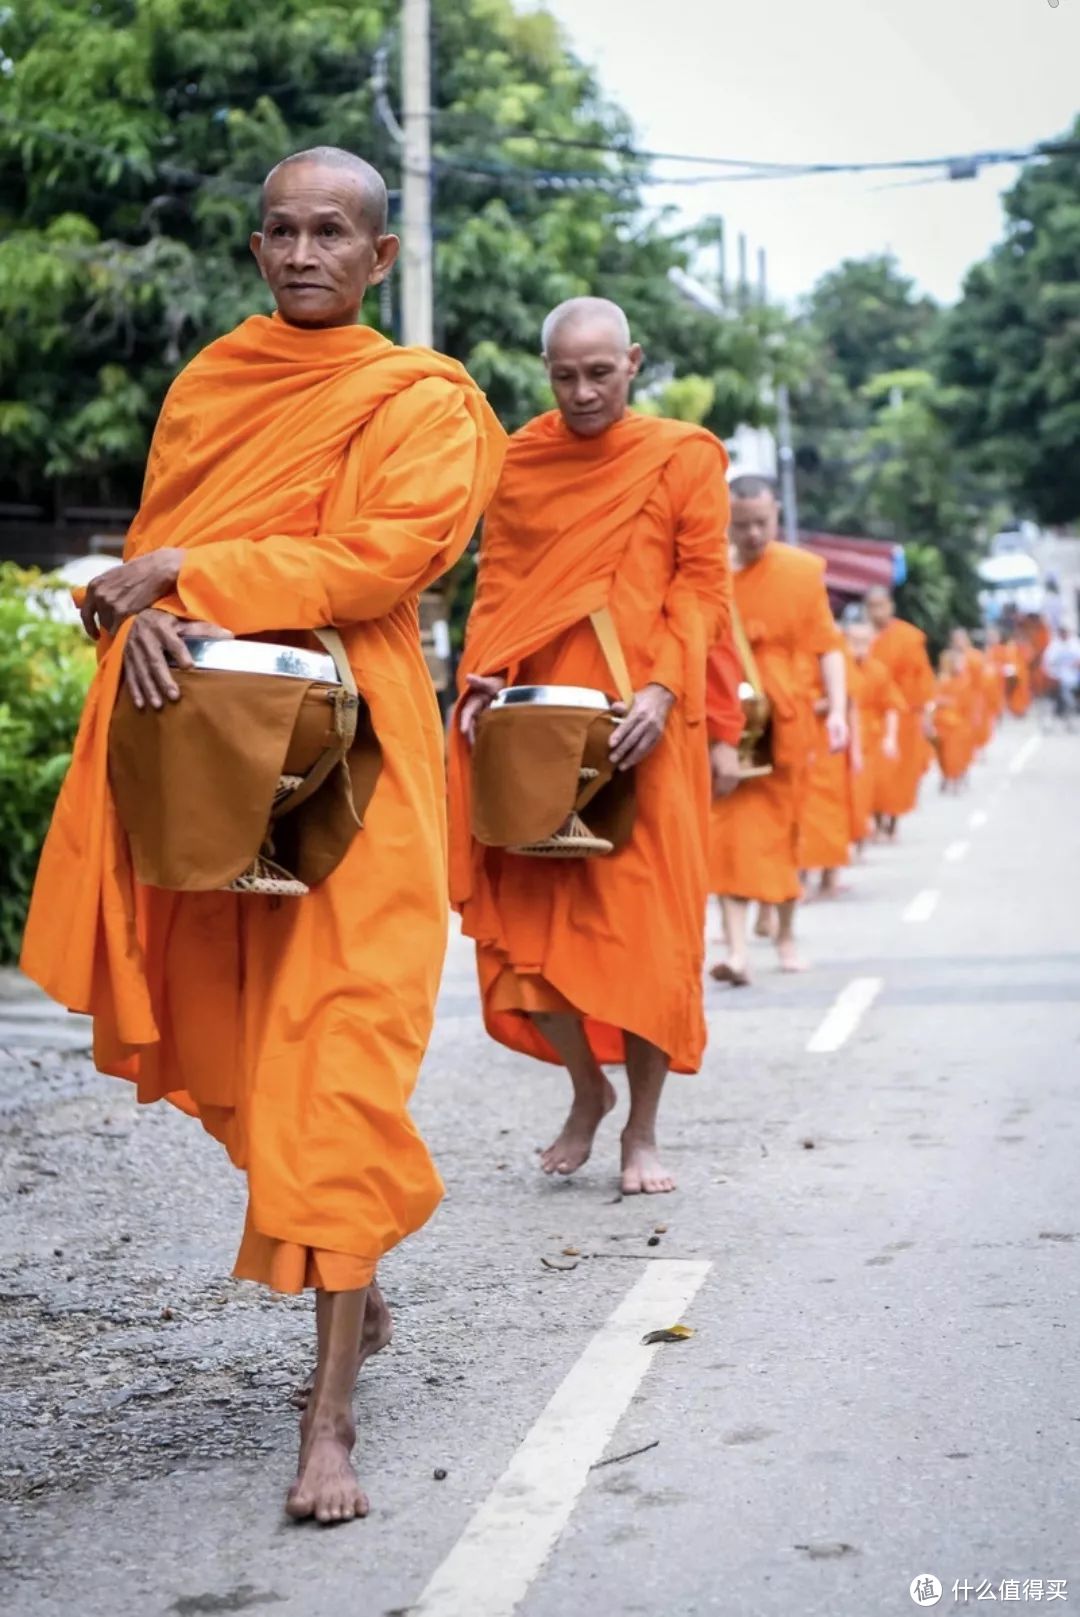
[0,564,95,963]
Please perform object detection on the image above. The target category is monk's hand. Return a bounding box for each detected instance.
[459,673,506,745]
[825,708,849,753]
[609,683,675,771]
[882,734,900,761]
[710,741,741,799]
[122,610,229,711]
[81,548,184,640]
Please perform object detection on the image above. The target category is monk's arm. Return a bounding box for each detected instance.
[649,440,731,699]
[171,380,488,634]
[706,640,745,746]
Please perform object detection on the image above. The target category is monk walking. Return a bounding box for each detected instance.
[844,617,903,848]
[708,478,848,981]
[933,645,976,791]
[865,586,935,838]
[21,148,505,1523]
[449,297,734,1195]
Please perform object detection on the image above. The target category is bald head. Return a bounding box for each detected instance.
[262,146,389,234]
[252,147,399,330]
[541,297,631,357]
[865,586,894,631]
[542,296,642,438]
[729,475,780,566]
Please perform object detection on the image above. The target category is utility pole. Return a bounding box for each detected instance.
[400,0,433,347]
[776,383,800,546]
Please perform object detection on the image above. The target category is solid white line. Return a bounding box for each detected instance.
[903,889,940,924]
[806,976,884,1054]
[1009,735,1042,775]
[410,1260,711,1617]
[944,839,970,863]
[968,810,989,830]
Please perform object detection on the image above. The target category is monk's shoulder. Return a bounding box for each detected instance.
[368,372,477,445]
[772,544,827,590]
[650,419,728,476]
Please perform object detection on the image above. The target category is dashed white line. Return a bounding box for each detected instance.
[968,810,989,830]
[1009,735,1042,775]
[903,889,940,924]
[411,1259,712,1617]
[944,840,970,863]
[806,977,884,1054]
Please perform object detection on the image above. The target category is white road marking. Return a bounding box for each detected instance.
[806,976,884,1054]
[903,889,940,924]
[410,1260,711,1617]
[944,840,970,863]
[968,810,989,830]
[1009,735,1042,775]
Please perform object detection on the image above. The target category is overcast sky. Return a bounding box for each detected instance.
[541,0,1080,306]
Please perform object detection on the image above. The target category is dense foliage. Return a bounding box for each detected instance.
[0,566,95,961]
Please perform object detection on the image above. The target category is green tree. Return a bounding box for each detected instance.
[940,118,1080,526]
[0,0,786,512]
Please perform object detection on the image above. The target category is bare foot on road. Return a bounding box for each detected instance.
[292,1283,393,1410]
[540,1076,617,1175]
[286,1413,369,1526]
[776,937,809,973]
[620,1132,676,1195]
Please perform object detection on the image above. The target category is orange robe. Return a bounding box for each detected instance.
[962,647,992,750]
[847,656,905,843]
[871,618,935,818]
[799,641,854,874]
[709,544,838,904]
[21,315,505,1293]
[448,411,730,1075]
[988,640,1031,717]
[934,672,975,781]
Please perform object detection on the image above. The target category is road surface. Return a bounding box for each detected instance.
[1,715,1077,1617]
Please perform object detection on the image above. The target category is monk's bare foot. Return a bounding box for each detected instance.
[540,1075,617,1175]
[776,937,809,973]
[292,1283,393,1410]
[620,1131,676,1195]
[753,905,776,940]
[710,959,750,987]
[286,1412,369,1526]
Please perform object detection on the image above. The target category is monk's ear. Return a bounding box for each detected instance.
[627,343,644,380]
[368,233,401,288]
[250,232,268,282]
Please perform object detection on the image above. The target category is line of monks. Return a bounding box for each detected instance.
[16,147,1047,1527]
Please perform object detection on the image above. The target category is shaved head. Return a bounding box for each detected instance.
[541,296,642,438]
[865,586,894,631]
[541,296,632,357]
[729,474,779,503]
[262,146,389,234]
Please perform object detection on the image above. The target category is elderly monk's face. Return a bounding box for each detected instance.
[866,590,893,631]
[846,623,872,664]
[545,323,643,438]
[729,493,779,566]
[251,163,399,329]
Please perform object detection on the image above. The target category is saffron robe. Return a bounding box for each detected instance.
[934,672,975,782]
[22,315,506,1292]
[449,411,731,1074]
[709,544,838,904]
[871,617,935,818]
[847,655,905,843]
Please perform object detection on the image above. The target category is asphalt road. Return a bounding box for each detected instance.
[1,714,1077,1617]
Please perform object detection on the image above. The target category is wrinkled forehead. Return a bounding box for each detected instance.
[262,163,372,228]
[545,322,628,365]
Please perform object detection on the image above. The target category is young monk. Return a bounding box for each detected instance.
[21,148,505,1524]
[844,617,903,847]
[950,627,992,753]
[866,586,936,838]
[799,639,858,899]
[933,646,976,791]
[707,478,848,981]
[449,297,736,1195]
[985,623,1031,718]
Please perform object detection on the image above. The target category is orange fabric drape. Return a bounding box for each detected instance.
[871,617,935,818]
[934,672,975,781]
[709,543,839,903]
[847,655,905,842]
[22,315,506,1291]
[448,410,731,1073]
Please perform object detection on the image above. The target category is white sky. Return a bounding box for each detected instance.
[540,0,1080,305]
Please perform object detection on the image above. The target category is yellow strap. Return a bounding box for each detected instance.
[589,607,635,706]
[313,627,358,699]
[729,598,764,699]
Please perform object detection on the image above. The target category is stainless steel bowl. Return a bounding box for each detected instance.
[491,684,612,711]
[169,638,340,684]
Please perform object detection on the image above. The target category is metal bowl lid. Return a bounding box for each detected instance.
[491,684,612,711]
[169,638,339,684]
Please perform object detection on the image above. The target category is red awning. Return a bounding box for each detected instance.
[799,531,898,598]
